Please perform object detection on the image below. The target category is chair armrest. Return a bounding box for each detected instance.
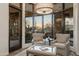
[52,40,57,43]
[53,42,68,47]
[65,41,69,45]
[51,40,57,45]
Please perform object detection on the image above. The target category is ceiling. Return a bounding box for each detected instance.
[9,3,73,15]
[25,3,73,12]
[53,3,73,12]
[25,3,73,17]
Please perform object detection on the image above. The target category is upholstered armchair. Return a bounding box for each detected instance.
[52,34,70,56]
[32,33,44,45]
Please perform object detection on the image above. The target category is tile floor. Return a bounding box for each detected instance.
[15,49,27,56]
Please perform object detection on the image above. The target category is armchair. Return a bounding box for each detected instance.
[52,34,70,56]
[32,33,44,45]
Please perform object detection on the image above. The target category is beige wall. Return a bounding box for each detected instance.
[0,3,9,55]
[73,3,79,55]
[22,3,25,48]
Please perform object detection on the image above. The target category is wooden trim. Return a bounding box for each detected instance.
[9,5,10,53]
[19,3,22,48]
[42,15,44,33]
[62,3,65,33]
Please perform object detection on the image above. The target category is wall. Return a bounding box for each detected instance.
[22,3,32,48]
[0,3,9,55]
[73,3,79,55]
[22,3,25,48]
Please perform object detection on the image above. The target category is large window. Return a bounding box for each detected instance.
[26,17,33,32]
[34,16,42,33]
[25,14,53,43]
[25,15,52,33]
[44,15,52,33]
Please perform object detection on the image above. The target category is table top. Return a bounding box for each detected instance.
[26,45,57,55]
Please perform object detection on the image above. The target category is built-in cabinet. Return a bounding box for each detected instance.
[9,3,22,52]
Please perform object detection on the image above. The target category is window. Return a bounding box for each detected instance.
[25,14,53,43]
[44,14,52,33]
[34,16,42,33]
[65,17,73,31]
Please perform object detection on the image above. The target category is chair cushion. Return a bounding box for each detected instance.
[32,33,44,42]
[53,43,66,47]
[56,34,70,43]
